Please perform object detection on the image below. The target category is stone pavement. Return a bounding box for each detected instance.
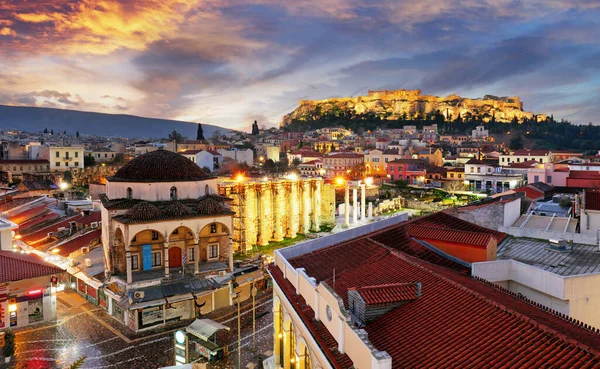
[1,290,274,369]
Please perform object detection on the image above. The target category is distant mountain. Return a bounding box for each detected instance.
[0,105,232,139]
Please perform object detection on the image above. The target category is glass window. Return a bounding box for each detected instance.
[534,175,539,182]
[208,244,219,259]
[210,224,217,233]
[152,252,161,267]
[55,162,60,167]
[75,152,79,158]
[170,186,177,200]
[131,255,139,270]
[127,187,133,199]
[188,247,195,262]
[56,151,60,158]
[547,176,552,183]
[151,231,159,240]
[74,162,79,167]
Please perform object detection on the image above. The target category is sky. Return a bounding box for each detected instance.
[1,0,600,131]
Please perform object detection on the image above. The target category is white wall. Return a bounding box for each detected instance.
[217,148,253,166]
[503,198,521,227]
[581,210,600,235]
[106,178,217,201]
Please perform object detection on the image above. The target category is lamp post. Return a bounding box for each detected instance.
[251,279,258,353]
[230,288,241,369]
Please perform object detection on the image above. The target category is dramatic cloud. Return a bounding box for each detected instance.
[1,0,600,129]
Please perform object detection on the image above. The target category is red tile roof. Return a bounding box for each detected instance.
[585,191,600,211]
[8,205,50,224]
[0,251,64,283]
[18,212,59,232]
[278,223,600,369]
[406,224,493,247]
[351,283,419,305]
[569,170,600,179]
[51,229,101,257]
[325,152,363,159]
[512,149,551,156]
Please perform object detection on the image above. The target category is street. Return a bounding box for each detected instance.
[3,290,274,369]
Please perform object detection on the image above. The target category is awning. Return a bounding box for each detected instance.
[186,319,230,341]
[234,269,264,285]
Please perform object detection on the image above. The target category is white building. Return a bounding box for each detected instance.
[36,146,85,171]
[499,149,551,166]
[217,147,253,166]
[472,125,489,139]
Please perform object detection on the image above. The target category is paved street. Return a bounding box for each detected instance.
[3,290,274,369]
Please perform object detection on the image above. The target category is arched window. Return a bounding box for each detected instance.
[278,306,284,365]
[205,184,210,195]
[289,323,296,369]
[126,187,133,199]
[170,186,177,200]
[304,347,311,369]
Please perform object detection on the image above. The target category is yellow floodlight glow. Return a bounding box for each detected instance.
[285,173,298,181]
[59,182,69,190]
[335,177,345,186]
[236,174,245,182]
[365,177,373,186]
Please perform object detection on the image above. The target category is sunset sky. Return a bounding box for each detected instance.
[1,0,600,131]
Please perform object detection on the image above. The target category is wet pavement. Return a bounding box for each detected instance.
[2,290,274,369]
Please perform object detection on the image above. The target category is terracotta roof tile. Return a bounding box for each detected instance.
[109,149,209,182]
[351,283,419,305]
[585,191,600,211]
[51,229,101,257]
[0,251,64,283]
[406,224,493,247]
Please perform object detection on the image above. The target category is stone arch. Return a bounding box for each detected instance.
[126,187,133,199]
[112,227,126,274]
[168,226,197,267]
[297,337,313,369]
[198,222,231,263]
[170,186,178,200]
[129,229,166,271]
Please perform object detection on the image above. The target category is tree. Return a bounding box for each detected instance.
[297,140,304,149]
[168,130,184,143]
[44,127,48,134]
[51,129,54,135]
[76,131,80,138]
[63,171,73,184]
[63,129,67,135]
[509,136,524,150]
[202,166,211,174]
[251,120,259,135]
[264,159,276,172]
[84,155,96,167]
[67,357,87,369]
[3,329,15,359]
[196,123,205,141]
[330,144,336,152]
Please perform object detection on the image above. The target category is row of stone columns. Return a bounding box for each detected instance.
[343,183,371,227]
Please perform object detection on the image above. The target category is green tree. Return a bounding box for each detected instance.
[196,123,205,141]
[44,127,48,134]
[63,171,73,184]
[3,329,15,359]
[509,136,524,150]
[67,356,87,369]
[168,130,184,143]
[75,131,80,138]
[84,155,96,167]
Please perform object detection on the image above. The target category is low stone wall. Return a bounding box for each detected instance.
[498,226,598,245]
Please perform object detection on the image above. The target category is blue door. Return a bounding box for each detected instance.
[142,244,153,271]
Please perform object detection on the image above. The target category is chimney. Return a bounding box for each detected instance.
[348,283,421,326]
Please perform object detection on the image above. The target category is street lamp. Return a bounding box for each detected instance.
[59,182,69,191]
[231,280,241,369]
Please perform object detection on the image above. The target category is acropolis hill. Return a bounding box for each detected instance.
[280,89,547,127]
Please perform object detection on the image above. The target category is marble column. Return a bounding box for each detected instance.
[312,180,321,232]
[126,250,132,284]
[287,183,298,238]
[302,181,310,233]
[352,188,358,223]
[164,243,170,279]
[274,184,284,242]
[368,202,373,219]
[360,183,366,220]
[258,185,269,246]
[344,185,350,227]
[194,243,199,274]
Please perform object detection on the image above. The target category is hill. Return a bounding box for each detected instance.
[281,89,546,128]
[0,105,231,139]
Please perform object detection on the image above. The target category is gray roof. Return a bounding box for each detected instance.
[497,238,600,276]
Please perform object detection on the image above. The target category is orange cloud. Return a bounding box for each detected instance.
[0,27,16,36]
[15,13,54,23]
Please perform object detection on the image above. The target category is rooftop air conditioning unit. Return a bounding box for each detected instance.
[69,259,76,267]
[133,291,145,299]
[80,246,90,254]
[58,227,67,232]
[218,270,227,277]
[84,258,92,267]
[90,222,98,229]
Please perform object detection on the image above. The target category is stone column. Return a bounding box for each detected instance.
[287,183,298,238]
[360,183,366,220]
[274,183,284,242]
[164,243,170,279]
[312,180,321,232]
[258,185,269,246]
[126,250,132,284]
[368,202,373,219]
[194,243,200,274]
[302,181,310,234]
[228,236,234,271]
[344,185,350,227]
[352,188,358,223]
